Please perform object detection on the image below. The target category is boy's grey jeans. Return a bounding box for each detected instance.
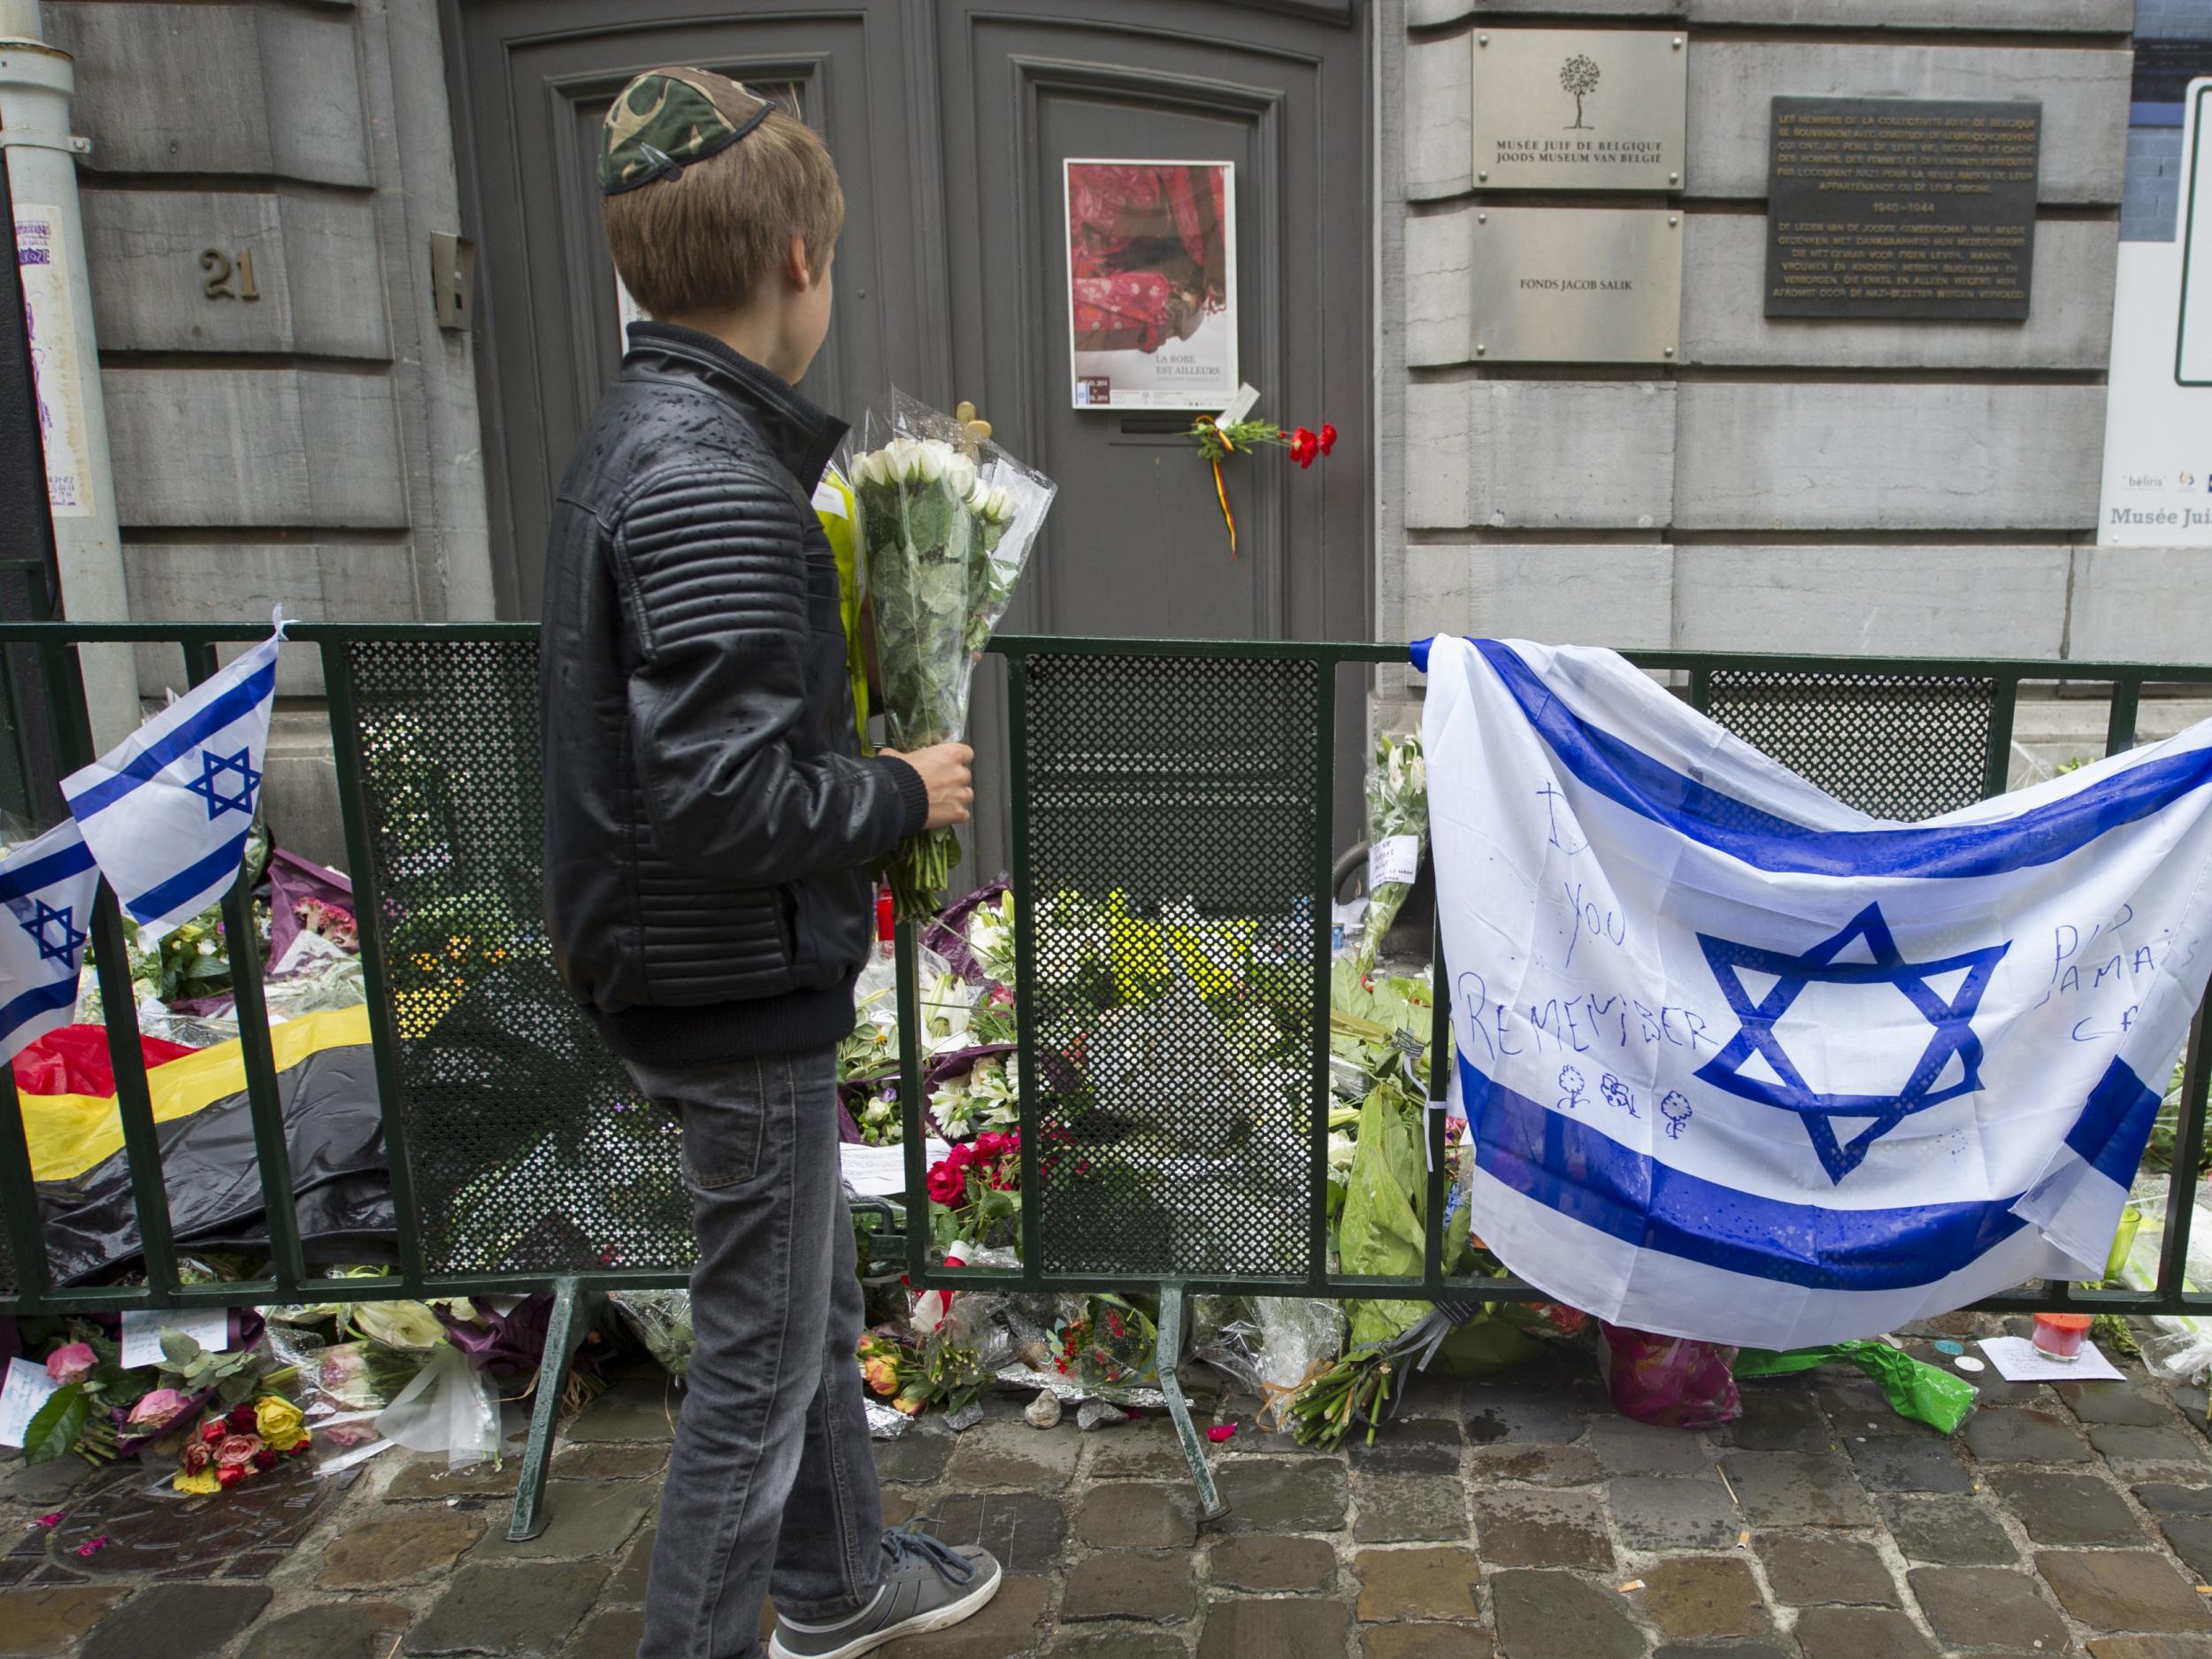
[621,1048,887,1659]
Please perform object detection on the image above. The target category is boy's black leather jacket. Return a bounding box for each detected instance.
[539,322,925,1065]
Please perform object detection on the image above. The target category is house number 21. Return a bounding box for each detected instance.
[200,249,261,302]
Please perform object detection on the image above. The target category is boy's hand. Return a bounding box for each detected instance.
[883,743,974,830]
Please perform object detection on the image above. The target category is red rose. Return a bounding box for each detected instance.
[288,1440,311,1458]
[216,1464,245,1489]
[180,1440,211,1477]
[1318,422,1337,456]
[226,1403,257,1434]
[975,1133,1007,1157]
[252,1448,279,1472]
[926,1163,966,1206]
[199,1420,227,1447]
[1289,427,1318,468]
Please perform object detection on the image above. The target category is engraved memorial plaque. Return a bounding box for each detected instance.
[1763,96,2041,321]
[1471,207,1682,364]
[1470,28,1688,194]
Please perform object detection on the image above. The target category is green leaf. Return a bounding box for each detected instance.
[158,1331,203,1367]
[21,1384,89,1466]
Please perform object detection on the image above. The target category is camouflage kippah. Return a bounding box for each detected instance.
[600,68,772,196]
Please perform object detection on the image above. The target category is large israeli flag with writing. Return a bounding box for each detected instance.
[0,820,99,1060]
[1420,634,2212,1350]
[62,624,282,938]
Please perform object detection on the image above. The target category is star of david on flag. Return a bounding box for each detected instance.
[61,618,285,938]
[0,819,101,1061]
[1417,634,2212,1351]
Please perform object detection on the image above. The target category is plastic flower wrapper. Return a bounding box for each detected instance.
[1193,1296,1347,1430]
[845,388,1056,920]
[376,1343,502,1470]
[1354,732,1427,975]
[609,1289,695,1382]
[1052,1294,1160,1395]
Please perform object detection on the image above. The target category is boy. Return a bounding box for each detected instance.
[539,68,994,1659]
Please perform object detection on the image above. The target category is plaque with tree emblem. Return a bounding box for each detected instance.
[1468,28,1688,194]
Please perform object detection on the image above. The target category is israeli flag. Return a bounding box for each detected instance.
[1419,634,2212,1350]
[62,624,283,939]
[0,820,99,1060]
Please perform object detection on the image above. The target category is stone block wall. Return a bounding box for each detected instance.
[1378,0,2159,680]
[34,0,493,859]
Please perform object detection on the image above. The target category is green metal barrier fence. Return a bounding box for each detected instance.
[1,624,2210,1528]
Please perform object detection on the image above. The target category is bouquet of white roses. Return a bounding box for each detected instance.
[846,390,1056,920]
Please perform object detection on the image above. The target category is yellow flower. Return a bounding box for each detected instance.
[253,1396,308,1452]
[860,1357,902,1397]
[173,1467,221,1495]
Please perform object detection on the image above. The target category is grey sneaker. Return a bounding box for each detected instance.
[767,1522,1002,1659]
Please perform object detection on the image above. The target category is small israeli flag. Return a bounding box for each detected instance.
[0,820,99,1060]
[62,623,283,939]
[1420,634,2212,1350]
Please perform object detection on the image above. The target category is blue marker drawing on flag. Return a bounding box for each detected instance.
[62,617,285,938]
[1422,634,2212,1350]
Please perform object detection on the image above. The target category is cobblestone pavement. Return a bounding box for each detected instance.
[10,1319,2212,1657]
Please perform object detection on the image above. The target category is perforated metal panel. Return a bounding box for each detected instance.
[342,641,690,1278]
[1021,651,1321,1279]
[1701,670,1998,819]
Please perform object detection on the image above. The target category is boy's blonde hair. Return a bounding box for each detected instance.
[601,69,843,319]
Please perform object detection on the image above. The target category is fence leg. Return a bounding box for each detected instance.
[1156,1286,1228,1524]
[508,1277,597,1542]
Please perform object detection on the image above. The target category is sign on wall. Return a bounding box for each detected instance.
[1065,159,1238,410]
[1468,28,1688,194]
[12,207,94,518]
[1763,97,2041,322]
[1468,206,1682,364]
[2098,79,2212,549]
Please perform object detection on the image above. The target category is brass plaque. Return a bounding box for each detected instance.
[1471,207,1683,363]
[1470,28,1688,193]
[1764,96,2042,321]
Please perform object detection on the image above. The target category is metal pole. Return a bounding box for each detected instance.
[0,19,134,751]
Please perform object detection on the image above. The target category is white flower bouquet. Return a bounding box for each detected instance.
[846,390,1056,921]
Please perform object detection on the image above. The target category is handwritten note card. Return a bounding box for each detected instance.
[0,1357,60,1449]
[120,1306,232,1369]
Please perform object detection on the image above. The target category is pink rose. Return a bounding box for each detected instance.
[214,1432,262,1469]
[180,1440,211,1476]
[43,1343,95,1386]
[127,1387,190,1431]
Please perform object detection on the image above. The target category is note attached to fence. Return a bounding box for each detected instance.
[0,1357,59,1448]
[120,1306,232,1369]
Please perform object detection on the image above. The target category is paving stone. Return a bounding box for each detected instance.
[945,1418,1082,1490]
[240,1601,411,1659]
[2038,1549,2212,1632]
[1719,1452,1876,1527]
[384,1457,524,1499]
[1347,1417,1463,1476]
[2062,1380,2181,1427]
[926,1493,1069,1575]
[1725,1386,1834,1453]
[80,1584,272,1659]
[0,1586,119,1655]
[1073,1484,1197,1550]
[1353,1472,1469,1543]
[1639,1555,1767,1640]
[1363,1625,1496,1659]
[1840,1432,1974,1494]
[1394,1369,1468,1422]
[0,1457,97,1508]
[319,1506,488,1586]
[1195,1597,1351,1659]
[874,1424,956,1485]
[2139,1484,2212,1516]
[1471,1487,1613,1571]
[1962,1407,2094,1464]
[1060,1550,1195,1623]
[881,1490,918,1527]
[1586,1417,1712,1476]
[2085,1640,2212,1659]
[609,1526,653,1601]
[1652,1646,1794,1659]
[1986,1469,2145,1545]
[1465,1386,1594,1445]
[1489,1569,1644,1659]
[1908,1565,2071,1652]
[882,1574,1048,1658]
[552,1441,669,1479]
[562,1373,679,1442]
[1815,1374,1900,1434]
[1354,1546,1482,1622]
[2159,1514,2212,1579]
[1045,1636,1187,1659]
[1876,1495,2017,1564]
[1608,1476,1742,1550]
[565,1607,645,1659]
[478,1479,657,1561]
[1082,1416,1190,1479]
[1755,1532,1901,1606]
[1208,1534,1336,1594]
[2096,1424,2212,1468]
[1214,1460,1348,1533]
[405,1560,611,1655]
[1790,1606,1939,1659]
[1467,1443,1602,1487]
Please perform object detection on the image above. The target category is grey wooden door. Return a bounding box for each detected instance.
[446,0,1371,869]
